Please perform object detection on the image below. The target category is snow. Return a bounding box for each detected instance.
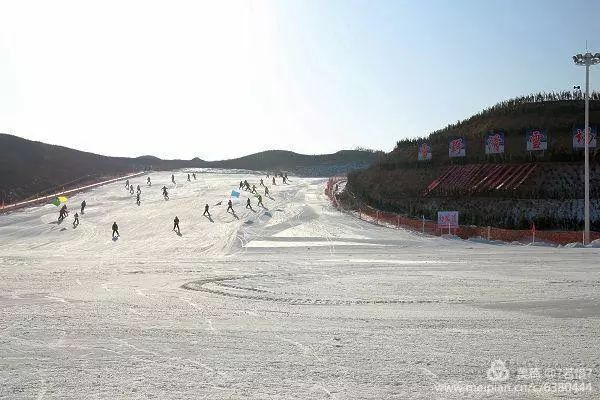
[1,170,599,399]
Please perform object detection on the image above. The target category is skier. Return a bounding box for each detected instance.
[244,180,250,191]
[251,184,257,194]
[173,216,180,233]
[73,212,79,227]
[80,200,86,214]
[187,174,191,182]
[246,198,252,209]
[125,179,129,189]
[226,199,234,213]
[112,222,119,238]
[147,177,152,186]
[137,185,141,194]
[264,186,270,196]
[130,186,134,195]
[171,174,175,184]
[58,205,68,222]
[272,177,276,185]
[203,204,210,217]
[192,173,196,180]
[260,178,264,186]
[257,194,264,208]
[162,186,169,200]
[239,181,244,190]
[136,192,141,206]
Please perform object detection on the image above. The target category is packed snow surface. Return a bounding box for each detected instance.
[1,170,599,399]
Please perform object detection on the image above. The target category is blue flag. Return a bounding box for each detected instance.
[231,190,240,198]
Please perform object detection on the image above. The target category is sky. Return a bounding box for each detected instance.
[0,0,599,161]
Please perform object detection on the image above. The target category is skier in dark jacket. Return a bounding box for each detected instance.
[226,199,234,213]
[58,205,68,222]
[112,222,119,238]
[203,204,210,217]
[80,200,86,214]
[173,216,180,233]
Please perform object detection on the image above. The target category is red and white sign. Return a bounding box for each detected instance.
[437,211,459,228]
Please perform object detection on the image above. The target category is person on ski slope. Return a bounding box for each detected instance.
[112,222,120,238]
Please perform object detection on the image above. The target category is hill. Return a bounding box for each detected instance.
[385,92,600,168]
[345,92,600,231]
[0,134,379,204]
[210,149,381,176]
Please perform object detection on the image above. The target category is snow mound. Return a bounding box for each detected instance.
[586,239,600,248]
[564,242,584,248]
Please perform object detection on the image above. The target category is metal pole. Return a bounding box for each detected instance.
[584,63,590,245]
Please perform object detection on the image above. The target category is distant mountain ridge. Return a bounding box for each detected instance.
[0,134,381,203]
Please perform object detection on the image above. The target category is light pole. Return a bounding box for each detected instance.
[573,52,600,244]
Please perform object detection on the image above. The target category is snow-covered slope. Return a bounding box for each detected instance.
[1,170,599,399]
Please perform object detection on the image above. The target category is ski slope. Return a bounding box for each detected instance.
[1,170,599,399]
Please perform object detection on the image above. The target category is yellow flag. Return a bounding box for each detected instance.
[58,196,68,203]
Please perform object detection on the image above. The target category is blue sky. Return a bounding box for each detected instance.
[0,0,599,160]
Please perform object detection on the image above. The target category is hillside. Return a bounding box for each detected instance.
[0,134,379,204]
[345,93,600,230]
[211,149,380,176]
[385,92,600,168]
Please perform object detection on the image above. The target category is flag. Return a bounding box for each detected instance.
[231,190,240,198]
[51,196,68,207]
